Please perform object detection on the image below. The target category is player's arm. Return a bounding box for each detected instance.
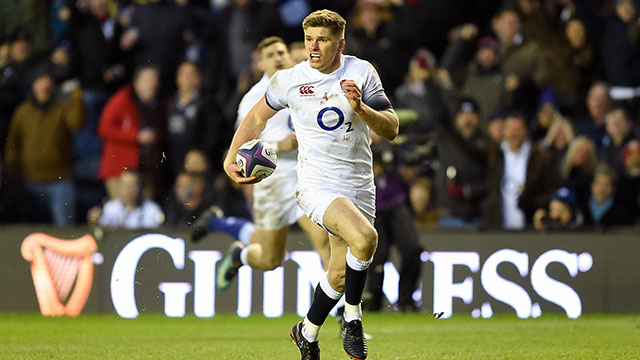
[223,95,277,184]
[341,80,399,140]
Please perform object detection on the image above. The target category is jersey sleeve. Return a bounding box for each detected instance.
[264,71,287,111]
[361,62,393,111]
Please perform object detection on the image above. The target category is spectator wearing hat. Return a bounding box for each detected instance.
[530,88,562,143]
[617,140,640,224]
[533,186,584,231]
[4,69,86,225]
[484,112,559,230]
[393,48,455,224]
[461,36,519,123]
[435,97,490,229]
[394,48,456,135]
[442,27,519,122]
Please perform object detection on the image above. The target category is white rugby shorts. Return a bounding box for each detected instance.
[252,172,304,230]
[295,184,376,233]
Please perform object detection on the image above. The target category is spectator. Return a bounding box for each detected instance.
[345,0,396,90]
[617,140,640,224]
[484,112,559,230]
[539,117,575,170]
[393,49,453,225]
[66,0,126,221]
[120,0,197,96]
[486,110,507,145]
[98,65,167,201]
[582,164,624,228]
[599,107,633,175]
[4,69,86,225]
[530,89,561,142]
[435,98,489,229]
[0,30,44,149]
[491,8,550,114]
[533,186,584,231]
[492,8,550,88]
[365,137,422,312]
[560,136,598,206]
[164,171,215,227]
[562,18,601,104]
[600,0,640,87]
[574,81,611,148]
[166,60,227,178]
[92,169,164,229]
[166,61,203,177]
[461,36,519,122]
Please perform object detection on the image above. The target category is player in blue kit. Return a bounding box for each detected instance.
[223,10,399,360]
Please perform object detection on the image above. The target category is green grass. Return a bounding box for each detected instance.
[1,313,639,359]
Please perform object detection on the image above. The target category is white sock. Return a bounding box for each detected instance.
[239,246,250,265]
[238,223,255,245]
[344,302,362,323]
[302,317,320,342]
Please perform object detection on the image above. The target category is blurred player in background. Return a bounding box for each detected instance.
[223,10,399,360]
[191,36,330,290]
[289,41,308,64]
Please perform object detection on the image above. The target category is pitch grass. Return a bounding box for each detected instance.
[1,313,639,359]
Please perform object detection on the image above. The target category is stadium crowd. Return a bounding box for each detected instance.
[1,0,639,231]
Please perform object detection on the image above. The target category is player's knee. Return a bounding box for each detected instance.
[327,270,345,293]
[262,255,283,270]
[351,226,378,259]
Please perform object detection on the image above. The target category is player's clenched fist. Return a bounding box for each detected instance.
[340,79,362,113]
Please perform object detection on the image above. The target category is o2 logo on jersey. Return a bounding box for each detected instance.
[317,107,353,132]
[299,85,315,96]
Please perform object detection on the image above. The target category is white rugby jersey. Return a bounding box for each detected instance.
[265,55,392,189]
[236,75,297,179]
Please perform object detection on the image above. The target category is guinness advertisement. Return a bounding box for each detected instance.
[1,225,639,317]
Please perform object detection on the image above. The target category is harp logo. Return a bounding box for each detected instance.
[21,233,98,316]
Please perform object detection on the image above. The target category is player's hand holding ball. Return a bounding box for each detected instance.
[225,139,278,185]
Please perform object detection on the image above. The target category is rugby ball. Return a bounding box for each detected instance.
[235,139,278,179]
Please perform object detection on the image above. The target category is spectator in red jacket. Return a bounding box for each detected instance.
[98,65,166,200]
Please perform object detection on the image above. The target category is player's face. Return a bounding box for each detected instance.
[304,26,345,74]
[259,42,292,78]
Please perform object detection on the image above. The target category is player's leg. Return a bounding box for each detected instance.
[244,227,289,270]
[323,197,377,360]
[190,205,255,244]
[297,215,330,270]
[216,227,288,290]
[292,235,347,359]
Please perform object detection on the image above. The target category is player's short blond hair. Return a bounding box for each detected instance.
[302,9,346,37]
[257,36,286,55]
